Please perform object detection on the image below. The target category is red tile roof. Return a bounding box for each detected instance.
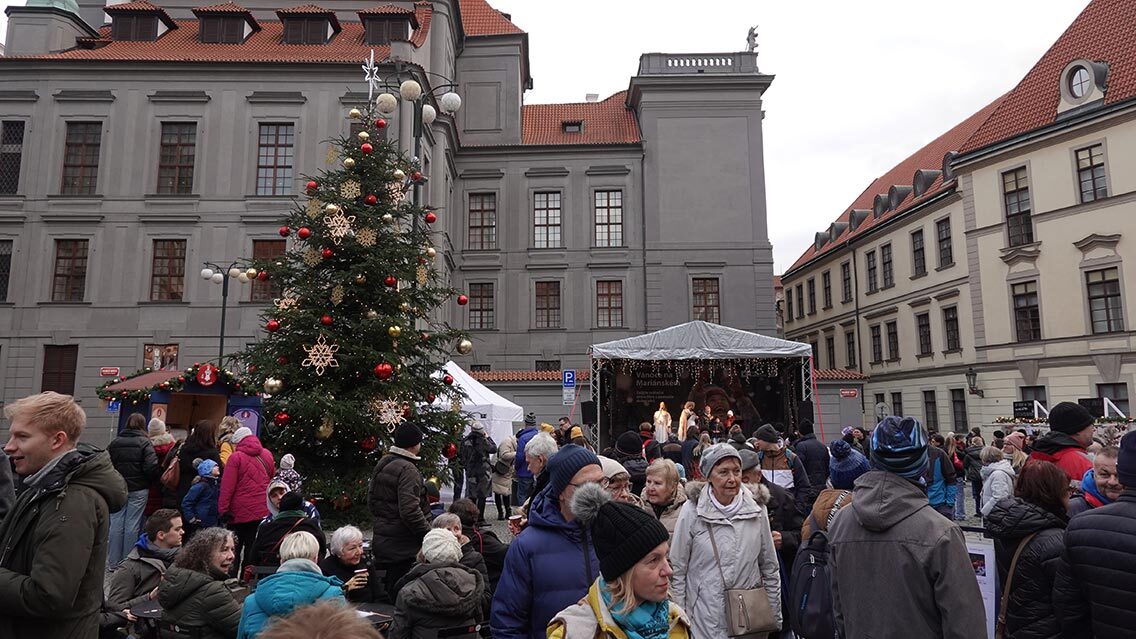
[784,96,1005,275]
[275,4,340,30]
[105,1,178,29]
[192,2,251,14]
[358,4,419,29]
[814,369,868,381]
[469,370,592,383]
[459,0,524,36]
[518,91,641,146]
[961,0,1136,154]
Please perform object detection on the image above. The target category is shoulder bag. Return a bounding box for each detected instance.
[159,441,183,490]
[705,521,779,638]
[994,531,1038,639]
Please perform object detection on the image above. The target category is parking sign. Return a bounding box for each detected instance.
[562,370,576,388]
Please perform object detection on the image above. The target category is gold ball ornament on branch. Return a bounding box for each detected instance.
[263,377,283,394]
[316,417,335,440]
[388,325,402,338]
[324,203,341,215]
[425,247,437,258]
[355,273,367,284]
[365,309,379,319]
[343,157,356,169]
[392,169,406,182]
[382,213,394,224]
[356,130,370,141]
[456,338,473,355]
[348,107,363,120]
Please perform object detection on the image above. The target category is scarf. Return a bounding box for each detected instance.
[599,578,671,639]
[708,486,743,517]
[1081,469,1110,509]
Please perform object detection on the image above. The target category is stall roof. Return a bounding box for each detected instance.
[590,321,812,361]
[103,370,180,391]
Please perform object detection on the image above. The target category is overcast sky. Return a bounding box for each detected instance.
[490,0,1091,272]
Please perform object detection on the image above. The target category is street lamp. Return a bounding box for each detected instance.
[965,366,984,398]
[201,260,252,364]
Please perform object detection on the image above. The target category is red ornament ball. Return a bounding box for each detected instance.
[257,271,269,282]
[278,226,291,237]
[306,180,318,192]
[426,393,436,403]
[320,315,333,326]
[421,332,430,342]
[360,436,378,452]
[444,442,458,459]
[361,143,374,155]
[297,227,312,240]
[266,320,281,332]
[443,373,455,386]
[412,171,423,182]
[457,294,469,306]
[177,377,186,383]
[321,248,334,259]
[364,193,378,206]
[274,411,291,426]
[383,275,397,287]
[375,118,387,129]
[277,356,289,365]
[374,362,394,380]
[424,212,437,224]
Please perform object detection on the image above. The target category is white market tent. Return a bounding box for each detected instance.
[433,360,523,444]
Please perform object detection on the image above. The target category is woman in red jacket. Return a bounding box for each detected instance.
[218,426,275,574]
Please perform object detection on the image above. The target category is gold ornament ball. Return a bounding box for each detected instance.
[343,157,356,169]
[392,169,406,181]
[316,417,335,440]
[324,203,340,214]
[355,273,367,284]
[425,247,437,258]
[366,309,379,319]
[388,325,402,338]
[357,130,370,141]
[263,377,283,394]
[348,108,363,120]
[456,338,474,355]
[382,213,394,223]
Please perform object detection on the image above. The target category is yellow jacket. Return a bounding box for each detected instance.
[219,440,234,466]
[547,581,691,639]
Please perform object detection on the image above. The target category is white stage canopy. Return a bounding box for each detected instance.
[590,320,812,361]
[433,360,523,444]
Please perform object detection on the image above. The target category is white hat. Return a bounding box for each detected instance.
[471,422,485,433]
[280,453,295,470]
[421,528,462,564]
[231,426,253,444]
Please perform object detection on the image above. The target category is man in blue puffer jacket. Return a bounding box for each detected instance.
[491,444,604,639]
[237,530,344,638]
[513,413,540,507]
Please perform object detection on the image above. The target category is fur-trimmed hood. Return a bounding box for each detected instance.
[684,480,770,506]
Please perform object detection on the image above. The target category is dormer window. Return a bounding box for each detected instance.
[283,18,329,44]
[1069,66,1091,98]
[112,15,158,41]
[1058,59,1109,117]
[358,5,418,45]
[200,16,244,43]
[562,121,583,134]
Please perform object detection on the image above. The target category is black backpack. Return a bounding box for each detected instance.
[788,528,837,639]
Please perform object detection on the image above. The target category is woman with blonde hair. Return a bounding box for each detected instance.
[654,402,672,444]
[678,401,696,441]
[642,459,687,537]
[238,531,345,638]
[217,416,241,466]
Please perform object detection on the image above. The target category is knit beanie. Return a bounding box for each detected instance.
[799,419,814,435]
[615,430,643,456]
[231,427,253,445]
[1048,402,1094,435]
[1117,431,1136,487]
[829,440,871,489]
[524,412,537,428]
[755,423,779,443]
[569,426,584,440]
[280,491,303,511]
[196,459,218,478]
[1004,432,1026,451]
[394,422,424,448]
[870,416,928,480]
[421,528,462,564]
[571,483,669,581]
[148,418,168,436]
[738,448,760,472]
[699,443,742,479]
[547,444,601,498]
[280,453,295,470]
[597,456,629,481]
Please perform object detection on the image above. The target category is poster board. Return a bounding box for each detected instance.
[966,536,997,639]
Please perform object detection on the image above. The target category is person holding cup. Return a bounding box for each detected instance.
[319,525,382,603]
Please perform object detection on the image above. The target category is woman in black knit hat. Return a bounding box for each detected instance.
[547,483,692,639]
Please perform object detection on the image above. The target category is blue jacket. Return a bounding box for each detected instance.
[237,558,344,638]
[925,445,958,509]
[181,477,220,527]
[514,427,539,479]
[490,486,599,639]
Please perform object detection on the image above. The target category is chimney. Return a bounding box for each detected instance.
[585,93,599,103]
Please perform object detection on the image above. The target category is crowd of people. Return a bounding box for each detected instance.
[2,390,1136,639]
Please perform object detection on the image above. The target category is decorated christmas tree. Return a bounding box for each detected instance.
[238,83,471,523]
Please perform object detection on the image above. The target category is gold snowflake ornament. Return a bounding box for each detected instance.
[375,399,406,429]
[340,180,361,199]
[326,145,338,165]
[306,198,322,218]
[323,212,356,245]
[416,265,429,285]
[386,181,405,205]
[302,248,322,266]
[331,285,345,305]
[274,295,298,312]
[302,334,340,376]
[356,227,377,247]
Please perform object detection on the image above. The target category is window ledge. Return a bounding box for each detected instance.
[881,283,896,291]
[885,357,901,363]
[594,326,628,330]
[842,298,853,305]
[463,249,501,254]
[137,300,189,306]
[916,352,934,360]
[530,327,567,332]
[807,311,816,317]
[467,328,499,332]
[591,245,629,250]
[144,193,200,200]
[47,194,103,200]
[0,194,26,200]
[936,262,955,272]
[822,305,833,311]
[910,272,928,281]
[869,360,883,366]
[37,301,91,306]
[942,348,963,355]
[866,288,879,296]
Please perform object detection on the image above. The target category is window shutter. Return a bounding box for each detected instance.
[42,345,78,395]
[201,16,221,43]
[222,17,243,43]
[284,19,303,43]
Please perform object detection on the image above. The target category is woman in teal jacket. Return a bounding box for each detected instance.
[237,531,345,638]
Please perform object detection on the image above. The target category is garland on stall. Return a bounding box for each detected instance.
[994,415,1136,426]
[97,363,257,405]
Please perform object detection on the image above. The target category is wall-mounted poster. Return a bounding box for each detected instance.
[144,344,179,371]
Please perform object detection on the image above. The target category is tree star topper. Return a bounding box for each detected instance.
[362,49,381,101]
[302,334,340,376]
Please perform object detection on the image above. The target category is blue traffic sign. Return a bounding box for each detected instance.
[562,370,576,388]
[107,400,121,413]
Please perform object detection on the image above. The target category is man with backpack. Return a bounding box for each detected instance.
[754,423,812,513]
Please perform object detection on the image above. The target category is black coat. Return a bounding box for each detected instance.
[984,497,1066,639]
[249,514,326,566]
[319,554,383,604]
[1055,490,1136,639]
[963,445,985,482]
[368,451,432,562]
[792,433,830,490]
[761,480,803,564]
[614,451,648,497]
[172,442,221,506]
[107,429,160,492]
[462,524,508,592]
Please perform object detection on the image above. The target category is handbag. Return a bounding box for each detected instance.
[994,531,1038,639]
[705,521,779,638]
[159,442,182,491]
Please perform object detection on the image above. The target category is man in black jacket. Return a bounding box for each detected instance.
[459,422,496,525]
[106,412,160,568]
[368,422,431,599]
[792,419,830,491]
[1055,430,1136,639]
[250,491,326,566]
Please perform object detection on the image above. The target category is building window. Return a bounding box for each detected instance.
[1002,168,1033,247]
[0,239,10,302]
[200,16,245,43]
[468,193,497,250]
[806,278,816,314]
[916,312,932,355]
[364,18,409,44]
[535,281,561,328]
[845,330,856,368]
[250,240,286,302]
[52,239,88,302]
[533,192,562,249]
[149,240,186,301]
[795,285,804,319]
[943,306,960,351]
[1021,386,1048,408]
[1097,383,1129,416]
[596,280,623,328]
[1086,267,1124,334]
[881,243,894,288]
[1076,145,1108,203]
[255,123,294,196]
[865,250,878,293]
[923,390,939,431]
[0,120,25,195]
[891,392,904,418]
[821,271,832,308]
[143,343,179,371]
[869,324,882,363]
[61,122,101,195]
[874,393,885,408]
[42,345,78,395]
[594,190,623,247]
[911,229,926,277]
[693,278,721,324]
[469,364,491,372]
[535,359,561,372]
[936,218,953,267]
[886,320,899,360]
[950,388,967,431]
[468,282,495,330]
[825,335,835,369]
[283,17,329,44]
[785,294,793,323]
[1012,281,1041,342]
[157,123,196,195]
[841,262,852,302]
[111,15,158,41]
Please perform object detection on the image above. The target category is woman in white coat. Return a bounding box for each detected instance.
[490,434,516,520]
[669,443,781,638]
[654,402,673,443]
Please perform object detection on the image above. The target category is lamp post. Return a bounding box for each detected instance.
[201,261,253,364]
[965,366,984,398]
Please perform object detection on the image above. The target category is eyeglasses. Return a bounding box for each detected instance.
[569,478,611,489]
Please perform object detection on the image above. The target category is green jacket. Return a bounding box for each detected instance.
[0,446,129,639]
[158,565,242,639]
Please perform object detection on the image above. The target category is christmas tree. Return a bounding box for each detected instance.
[238,93,471,524]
